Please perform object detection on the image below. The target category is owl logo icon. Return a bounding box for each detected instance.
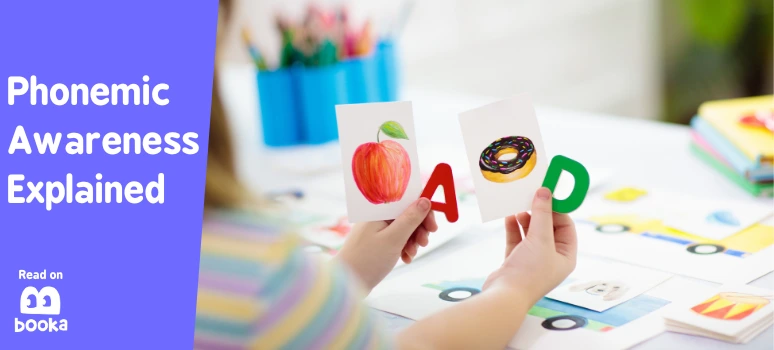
[20,286,61,315]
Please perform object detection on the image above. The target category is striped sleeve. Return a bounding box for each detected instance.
[194,210,395,350]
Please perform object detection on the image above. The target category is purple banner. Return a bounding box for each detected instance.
[0,1,217,348]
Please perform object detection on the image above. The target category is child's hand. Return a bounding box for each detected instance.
[335,198,438,292]
[482,187,577,304]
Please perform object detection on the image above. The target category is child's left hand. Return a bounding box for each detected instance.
[334,198,438,292]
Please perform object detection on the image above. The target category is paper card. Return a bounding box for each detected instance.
[573,200,774,284]
[572,186,773,240]
[458,95,548,222]
[335,102,423,223]
[659,196,773,240]
[662,284,774,338]
[545,258,673,312]
[367,238,709,350]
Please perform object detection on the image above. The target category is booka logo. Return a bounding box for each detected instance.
[15,286,68,332]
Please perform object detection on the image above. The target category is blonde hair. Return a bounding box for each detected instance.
[205,0,253,210]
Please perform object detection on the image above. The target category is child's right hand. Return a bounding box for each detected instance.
[482,187,578,304]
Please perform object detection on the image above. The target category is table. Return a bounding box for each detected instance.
[218,63,774,349]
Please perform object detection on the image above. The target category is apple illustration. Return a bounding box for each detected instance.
[352,121,411,204]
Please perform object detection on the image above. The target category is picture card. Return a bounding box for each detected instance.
[336,102,422,223]
[545,258,673,312]
[366,237,710,350]
[458,94,548,222]
[573,191,774,284]
[659,195,772,241]
[662,284,774,343]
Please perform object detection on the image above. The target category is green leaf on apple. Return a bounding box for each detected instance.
[379,121,409,140]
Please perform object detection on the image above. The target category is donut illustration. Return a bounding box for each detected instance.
[479,136,536,183]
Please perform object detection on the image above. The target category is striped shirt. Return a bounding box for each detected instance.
[194,209,394,350]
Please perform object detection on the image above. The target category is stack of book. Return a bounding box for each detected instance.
[690,95,774,197]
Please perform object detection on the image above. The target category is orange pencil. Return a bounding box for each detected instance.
[355,20,374,56]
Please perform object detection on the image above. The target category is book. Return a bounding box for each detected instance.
[691,116,774,182]
[691,130,773,197]
[697,95,773,168]
[690,141,774,198]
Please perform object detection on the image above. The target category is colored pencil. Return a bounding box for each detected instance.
[241,27,268,70]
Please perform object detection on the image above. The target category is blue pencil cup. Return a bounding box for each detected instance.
[255,39,401,147]
[376,40,399,101]
[298,64,348,144]
[256,69,302,147]
[342,54,380,104]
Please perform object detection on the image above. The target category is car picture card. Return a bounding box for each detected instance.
[366,237,714,350]
[658,194,773,241]
[335,101,423,223]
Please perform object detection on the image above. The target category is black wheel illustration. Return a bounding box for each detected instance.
[439,287,480,302]
[686,243,725,255]
[595,223,630,234]
[542,315,587,331]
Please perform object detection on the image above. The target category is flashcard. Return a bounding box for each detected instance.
[367,237,710,350]
[335,102,423,223]
[662,284,774,343]
[458,94,549,222]
[659,195,773,240]
[545,258,673,312]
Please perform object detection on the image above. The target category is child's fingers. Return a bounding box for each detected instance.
[401,251,412,264]
[422,210,438,232]
[504,215,523,257]
[415,228,430,247]
[553,213,577,259]
[516,212,531,234]
[527,187,555,247]
[552,212,574,231]
[404,237,419,258]
[383,198,431,241]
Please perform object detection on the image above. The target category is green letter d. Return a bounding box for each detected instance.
[541,155,590,213]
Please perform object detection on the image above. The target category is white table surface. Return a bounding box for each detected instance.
[219,63,774,349]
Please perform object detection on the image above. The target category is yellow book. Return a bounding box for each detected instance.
[698,95,774,167]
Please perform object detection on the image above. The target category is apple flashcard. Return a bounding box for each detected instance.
[335,102,423,223]
[458,94,549,222]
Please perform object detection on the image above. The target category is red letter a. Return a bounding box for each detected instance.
[420,163,459,223]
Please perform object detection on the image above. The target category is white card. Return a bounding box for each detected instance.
[366,238,712,350]
[335,102,423,223]
[662,284,774,338]
[545,258,673,312]
[660,196,773,240]
[458,95,549,222]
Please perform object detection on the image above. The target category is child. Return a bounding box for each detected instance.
[195,1,578,349]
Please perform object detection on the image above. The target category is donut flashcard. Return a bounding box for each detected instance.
[458,94,548,222]
[335,102,422,223]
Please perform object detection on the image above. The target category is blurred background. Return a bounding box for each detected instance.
[219,0,772,124]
